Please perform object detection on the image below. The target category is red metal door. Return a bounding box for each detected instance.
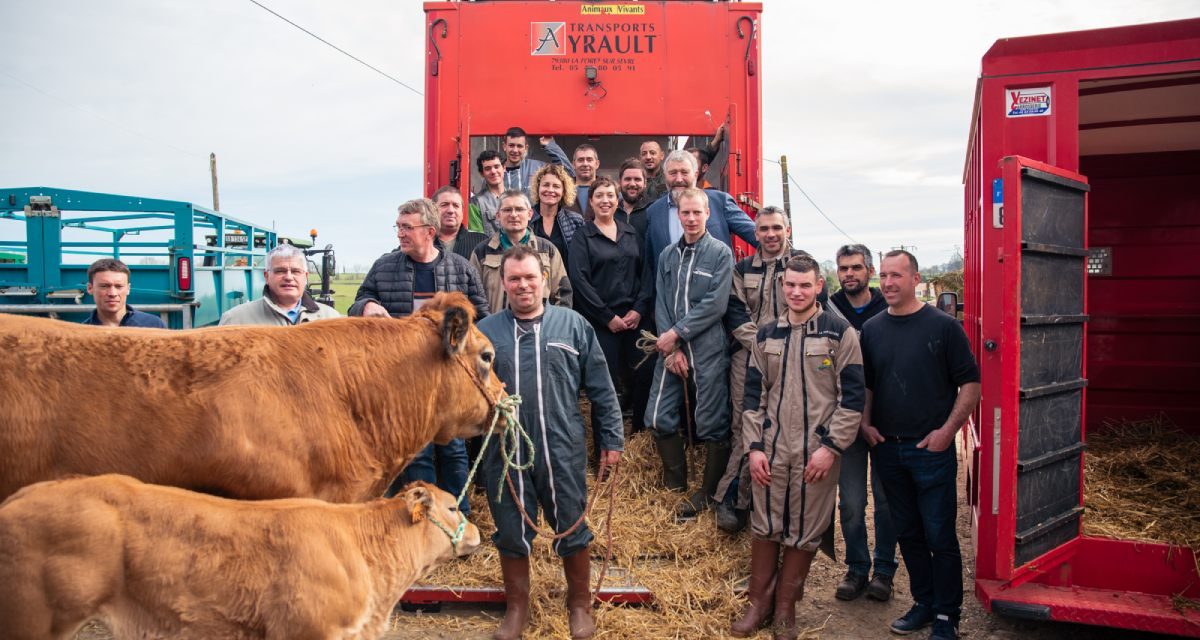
[995,156,1090,582]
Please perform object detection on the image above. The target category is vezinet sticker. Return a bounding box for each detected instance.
[1006,86,1052,118]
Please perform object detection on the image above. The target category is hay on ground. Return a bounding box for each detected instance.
[401,430,824,639]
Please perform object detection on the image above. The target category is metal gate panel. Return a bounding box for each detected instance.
[1005,159,1090,572]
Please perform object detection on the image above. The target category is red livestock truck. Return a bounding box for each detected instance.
[962,18,1200,637]
[408,0,763,606]
[420,0,763,259]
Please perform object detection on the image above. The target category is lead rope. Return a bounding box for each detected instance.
[635,329,695,444]
[435,354,622,599]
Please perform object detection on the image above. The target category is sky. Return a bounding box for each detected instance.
[1,0,1195,272]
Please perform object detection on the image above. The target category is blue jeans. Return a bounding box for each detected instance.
[387,439,470,515]
[873,438,962,620]
[838,436,898,578]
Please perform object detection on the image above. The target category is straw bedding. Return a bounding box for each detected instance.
[400,429,825,639]
[1082,413,1200,612]
[1082,414,1200,550]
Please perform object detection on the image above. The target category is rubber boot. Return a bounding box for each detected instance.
[772,547,816,640]
[494,555,531,640]
[730,537,780,637]
[563,550,596,639]
[655,432,688,492]
[675,440,731,521]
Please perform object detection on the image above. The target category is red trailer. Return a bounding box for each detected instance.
[421,0,763,258]
[962,18,1200,637]
[408,0,763,605]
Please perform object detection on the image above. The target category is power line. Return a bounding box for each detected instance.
[763,158,858,244]
[247,0,422,96]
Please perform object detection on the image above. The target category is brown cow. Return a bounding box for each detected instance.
[0,474,481,640]
[0,292,505,502]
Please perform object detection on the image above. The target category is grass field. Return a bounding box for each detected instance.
[326,273,364,316]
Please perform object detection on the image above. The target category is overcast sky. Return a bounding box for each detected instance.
[1,0,1195,271]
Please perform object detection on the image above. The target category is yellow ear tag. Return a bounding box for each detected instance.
[411,501,428,524]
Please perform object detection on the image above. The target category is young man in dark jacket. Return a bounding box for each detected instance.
[828,243,898,604]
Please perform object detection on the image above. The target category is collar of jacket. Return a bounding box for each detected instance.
[498,229,532,249]
[750,242,796,268]
[775,302,827,333]
[260,286,320,313]
[675,230,709,251]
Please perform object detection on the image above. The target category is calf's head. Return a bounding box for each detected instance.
[403,481,481,564]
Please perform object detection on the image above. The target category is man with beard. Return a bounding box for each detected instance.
[567,144,599,217]
[715,207,826,534]
[733,254,864,640]
[860,250,979,640]
[645,187,735,522]
[827,243,897,603]
[642,150,757,276]
[478,244,623,640]
[433,186,488,261]
[639,139,666,200]
[616,157,650,245]
[501,127,573,195]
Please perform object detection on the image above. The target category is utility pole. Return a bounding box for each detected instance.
[779,154,791,217]
[210,152,220,212]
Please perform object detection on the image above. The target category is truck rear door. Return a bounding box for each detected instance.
[995,155,1091,581]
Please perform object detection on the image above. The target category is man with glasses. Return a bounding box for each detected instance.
[470,189,572,314]
[219,244,339,326]
[350,198,489,320]
[349,197,489,515]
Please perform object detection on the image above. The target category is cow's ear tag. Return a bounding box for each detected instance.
[406,485,432,523]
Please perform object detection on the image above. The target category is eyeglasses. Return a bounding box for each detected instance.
[393,223,432,234]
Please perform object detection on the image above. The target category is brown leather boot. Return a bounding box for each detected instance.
[730,537,780,637]
[494,555,530,640]
[563,550,596,639]
[772,547,816,640]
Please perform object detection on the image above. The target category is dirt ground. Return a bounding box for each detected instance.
[376,452,1177,640]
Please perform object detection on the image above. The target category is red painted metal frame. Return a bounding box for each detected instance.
[964,18,1200,637]
[999,156,1090,587]
[402,584,654,606]
[422,0,763,231]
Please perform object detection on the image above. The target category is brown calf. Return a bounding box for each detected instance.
[0,474,481,639]
[0,292,505,502]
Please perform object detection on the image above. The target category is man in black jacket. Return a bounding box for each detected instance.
[350,198,489,320]
[828,243,899,604]
[349,197,489,512]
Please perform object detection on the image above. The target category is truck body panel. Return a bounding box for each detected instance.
[964,18,1200,636]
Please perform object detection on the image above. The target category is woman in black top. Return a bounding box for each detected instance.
[530,163,585,262]
[568,177,655,443]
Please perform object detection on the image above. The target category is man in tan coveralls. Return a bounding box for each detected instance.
[732,255,866,640]
[716,207,829,534]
